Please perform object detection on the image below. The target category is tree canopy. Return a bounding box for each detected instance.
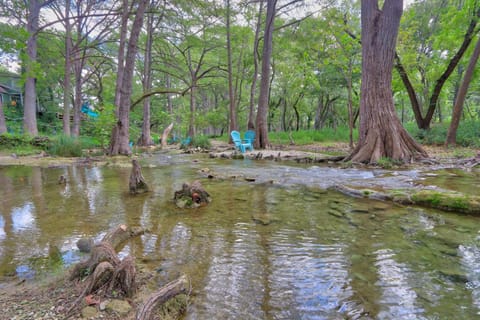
[0,0,479,163]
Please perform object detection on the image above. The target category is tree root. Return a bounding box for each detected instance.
[67,224,145,316]
[135,275,190,320]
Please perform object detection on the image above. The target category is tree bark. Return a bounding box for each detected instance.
[226,0,237,141]
[135,275,189,320]
[0,99,6,134]
[346,0,427,163]
[24,0,42,136]
[62,0,71,136]
[114,0,130,116]
[188,80,197,138]
[161,123,174,148]
[69,224,144,282]
[255,0,277,149]
[139,7,155,146]
[68,224,143,316]
[446,34,480,146]
[101,224,145,250]
[109,0,149,155]
[248,1,263,131]
[129,159,149,194]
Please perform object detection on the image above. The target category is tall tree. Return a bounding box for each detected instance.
[445,34,480,147]
[255,0,277,149]
[62,0,72,136]
[108,0,149,155]
[24,0,54,136]
[0,97,6,134]
[138,1,158,146]
[346,0,427,163]
[395,0,480,130]
[247,1,263,130]
[226,0,237,139]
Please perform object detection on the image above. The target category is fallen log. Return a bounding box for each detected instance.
[135,275,190,320]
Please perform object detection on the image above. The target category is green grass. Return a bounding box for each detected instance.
[268,127,358,145]
[48,135,83,157]
[191,135,211,149]
[220,127,358,145]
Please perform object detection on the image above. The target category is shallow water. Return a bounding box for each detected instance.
[1,154,480,319]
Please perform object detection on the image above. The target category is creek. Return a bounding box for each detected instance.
[0,153,480,319]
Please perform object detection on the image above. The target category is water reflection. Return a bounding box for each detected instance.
[459,243,480,316]
[374,249,424,319]
[11,202,35,232]
[0,156,480,319]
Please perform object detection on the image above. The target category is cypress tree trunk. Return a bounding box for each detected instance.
[255,0,277,149]
[445,34,480,146]
[346,0,427,163]
[109,0,149,155]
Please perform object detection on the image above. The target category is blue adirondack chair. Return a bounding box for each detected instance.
[181,136,191,148]
[244,130,255,150]
[231,131,253,153]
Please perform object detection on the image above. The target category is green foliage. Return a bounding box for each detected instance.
[0,133,45,155]
[48,135,83,157]
[0,133,30,147]
[405,121,480,147]
[191,135,211,149]
[269,128,358,145]
[81,103,116,148]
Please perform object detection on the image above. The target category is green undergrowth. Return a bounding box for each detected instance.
[268,127,358,145]
[405,120,480,148]
[0,133,45,155]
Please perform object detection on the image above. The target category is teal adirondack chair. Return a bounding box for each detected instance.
[244,130,255,150]
[231,131,253,153]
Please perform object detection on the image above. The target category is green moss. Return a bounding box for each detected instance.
[411,190,480,214]
[157,294,189,320]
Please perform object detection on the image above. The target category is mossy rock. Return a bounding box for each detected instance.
[411,190,480,214]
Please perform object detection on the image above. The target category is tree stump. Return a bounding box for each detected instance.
[129,159,149,194]
[174,180,211,208]
[68,225,145,315]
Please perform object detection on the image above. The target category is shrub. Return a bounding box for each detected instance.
[405,121,480,148]
[0,133,31,148]
[48,135,83,157]
[191,135,211,149]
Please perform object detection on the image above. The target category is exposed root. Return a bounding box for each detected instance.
[135,275,190,320]
[68,224,145,316]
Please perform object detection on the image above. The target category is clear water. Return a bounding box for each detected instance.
[0,153,480,319]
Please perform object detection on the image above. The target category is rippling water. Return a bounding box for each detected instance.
[1,153,480,319]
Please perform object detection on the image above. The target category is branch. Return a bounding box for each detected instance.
[130,87,190,111]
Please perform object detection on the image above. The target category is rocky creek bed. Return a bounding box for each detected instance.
[0,142,479,319]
